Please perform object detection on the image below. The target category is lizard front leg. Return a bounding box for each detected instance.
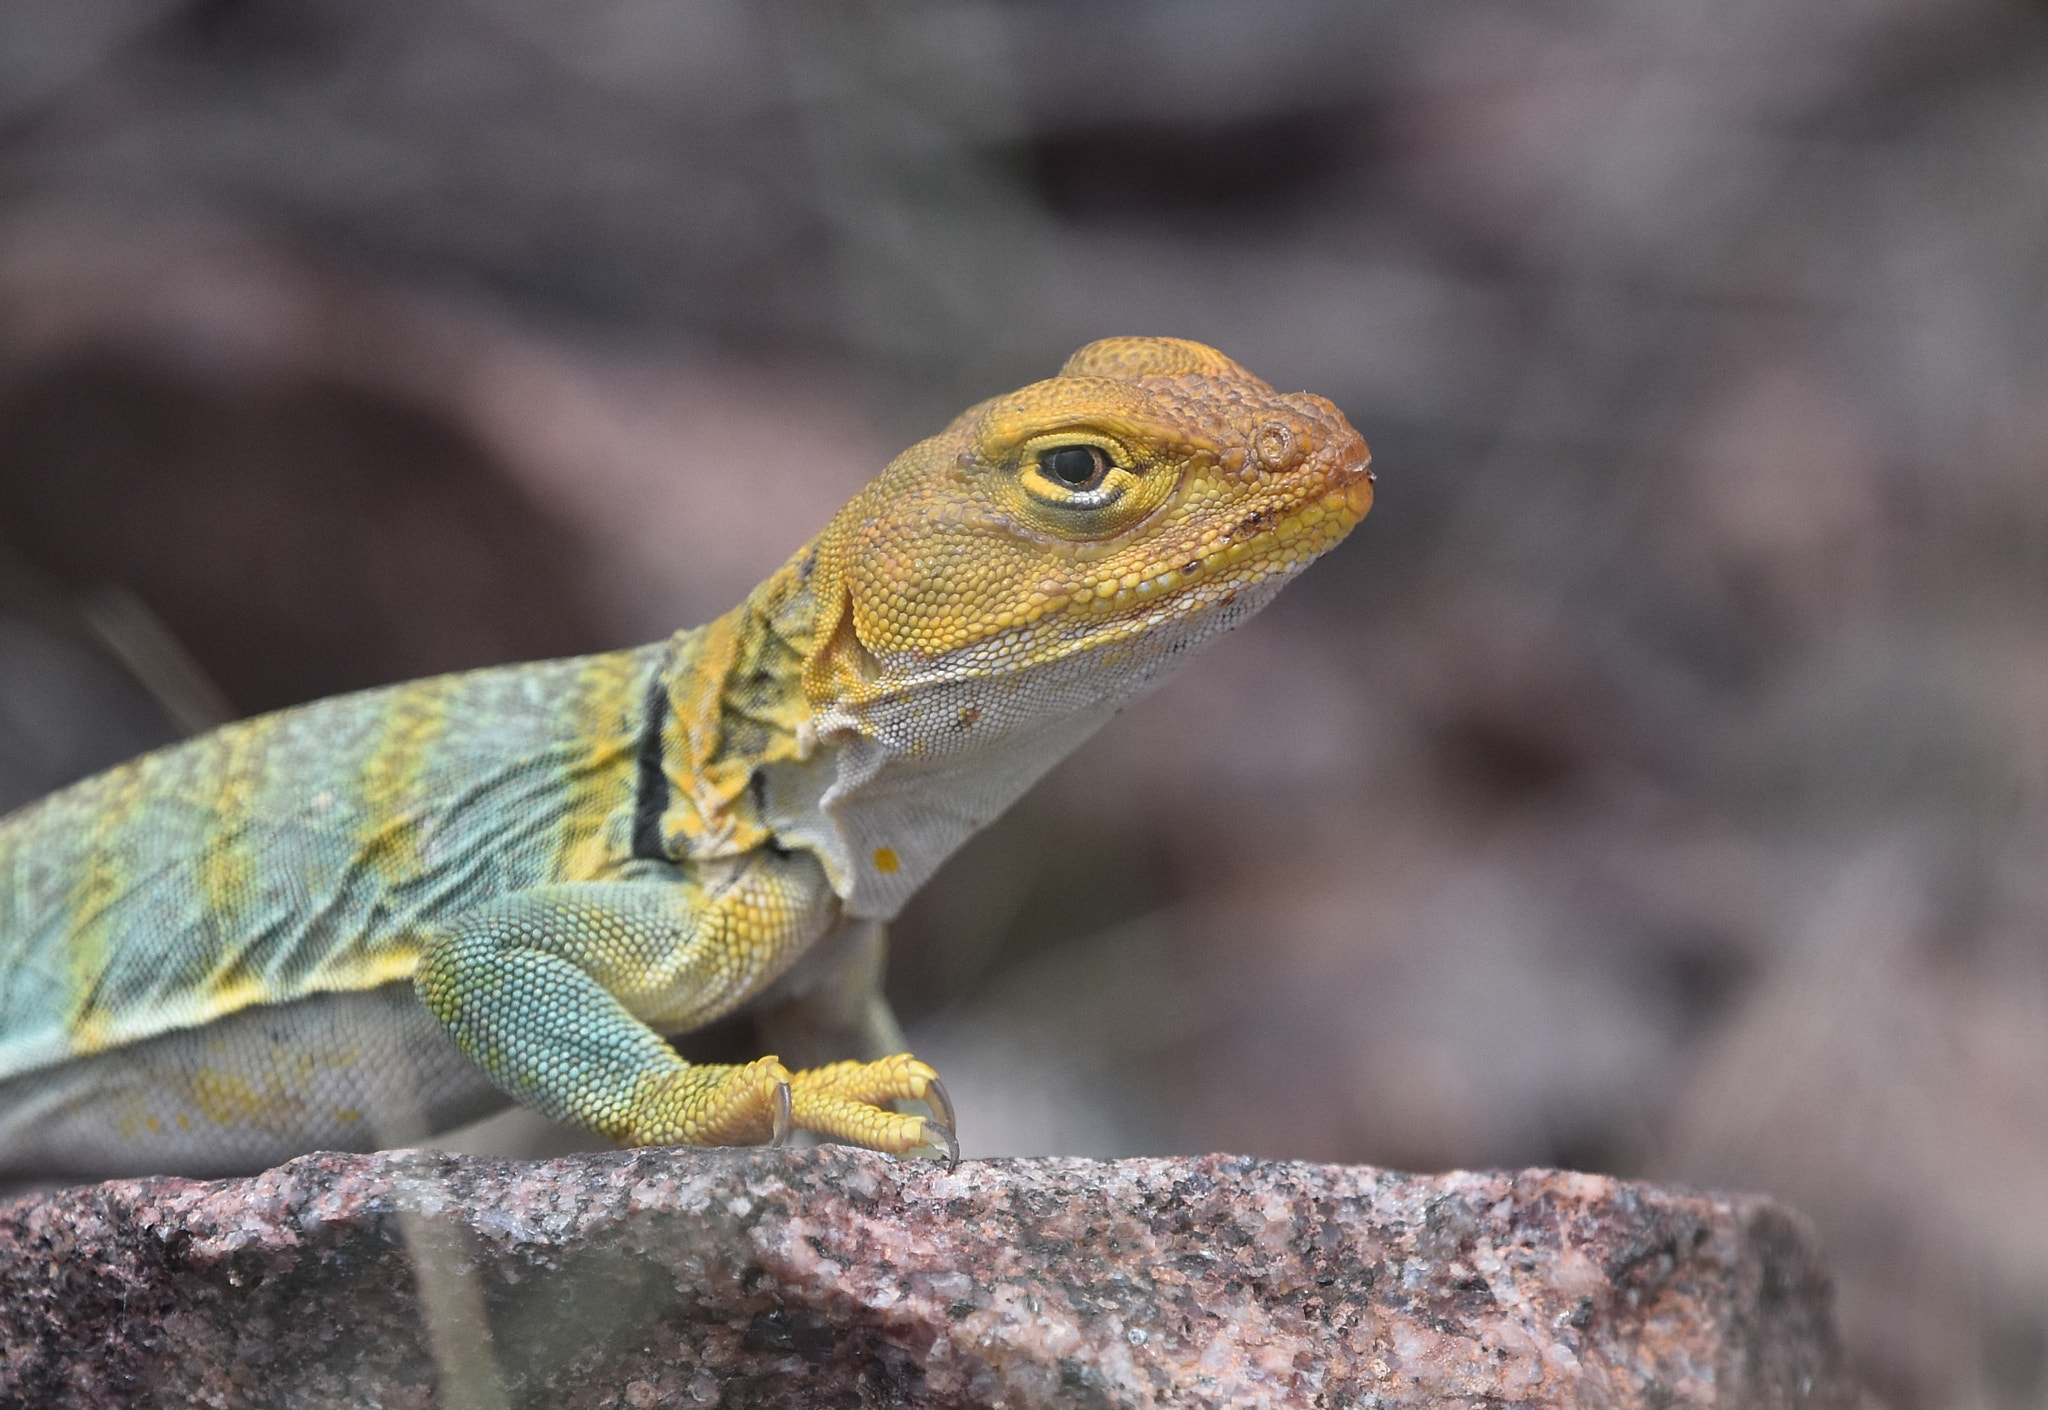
[412,852,950,1156]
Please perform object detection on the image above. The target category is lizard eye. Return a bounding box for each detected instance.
[1010,435,1152,533]
[1038,444,1110,491]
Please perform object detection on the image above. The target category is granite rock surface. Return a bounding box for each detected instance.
[0,1147,1855,1409]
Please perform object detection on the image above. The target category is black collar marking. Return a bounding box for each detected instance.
[631,674,671,862]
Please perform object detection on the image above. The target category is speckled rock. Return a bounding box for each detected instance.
[0,1147,1853,1409]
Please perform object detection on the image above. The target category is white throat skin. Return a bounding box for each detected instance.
[757,577,1286,919]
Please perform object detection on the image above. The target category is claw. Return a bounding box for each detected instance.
[921,1077,958,1167]
[768,1080,793,1149]
[923,1116,959,1169]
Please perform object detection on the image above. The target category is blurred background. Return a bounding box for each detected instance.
[1,0,2045,1402]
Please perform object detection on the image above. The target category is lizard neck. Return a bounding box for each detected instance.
[641,533,1104,917]
[647,526,1284,917]
[746,539,1291,919]
[648,550,821,863]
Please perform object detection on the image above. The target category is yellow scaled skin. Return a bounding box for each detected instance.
[0,337,1368,1178]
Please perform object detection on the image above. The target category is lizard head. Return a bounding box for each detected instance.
[802,336,1372,716]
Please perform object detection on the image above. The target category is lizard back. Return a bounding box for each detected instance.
[0,644,660,1082]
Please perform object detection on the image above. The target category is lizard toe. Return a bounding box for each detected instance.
[786,1091,939,1155]
[783,1054,955,1159]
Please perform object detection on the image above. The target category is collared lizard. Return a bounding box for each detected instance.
[0,337,1371,1178]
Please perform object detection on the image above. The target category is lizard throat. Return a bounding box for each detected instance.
[756,570,1288,918]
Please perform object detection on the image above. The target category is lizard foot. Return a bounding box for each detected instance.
[626,1054,954,1161]
[788,1055,957,1166]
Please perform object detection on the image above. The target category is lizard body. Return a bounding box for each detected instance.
[0,337,1371,1177]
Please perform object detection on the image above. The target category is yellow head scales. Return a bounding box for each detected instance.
[802,335,1373,706]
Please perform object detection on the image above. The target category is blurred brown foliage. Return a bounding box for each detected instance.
[2,1,2046,1403]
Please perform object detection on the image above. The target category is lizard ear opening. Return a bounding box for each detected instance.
[1058,337,1269,389]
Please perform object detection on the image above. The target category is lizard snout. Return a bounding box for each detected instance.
[1319,426,1375,521]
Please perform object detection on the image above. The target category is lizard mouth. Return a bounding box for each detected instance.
[1223,434,1374,570]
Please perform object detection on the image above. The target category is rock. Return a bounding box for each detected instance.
[0,1147,1854,1409]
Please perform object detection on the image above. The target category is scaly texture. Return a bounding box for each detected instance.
[0,337,1372,1177]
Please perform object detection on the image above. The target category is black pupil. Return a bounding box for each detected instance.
[1042,445,1103,487]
